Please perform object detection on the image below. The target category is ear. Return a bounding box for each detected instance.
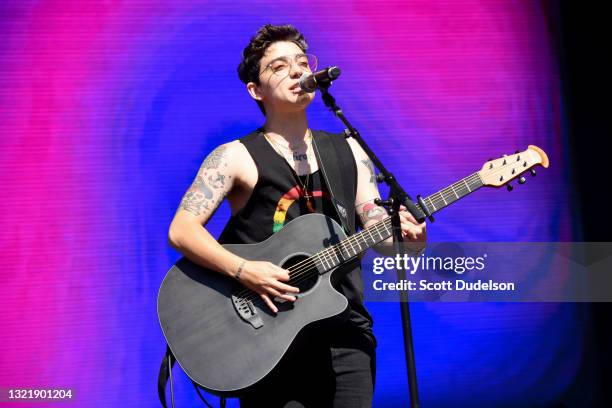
[246,82,263,101]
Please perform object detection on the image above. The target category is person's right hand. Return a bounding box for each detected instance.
[237,260,300,313]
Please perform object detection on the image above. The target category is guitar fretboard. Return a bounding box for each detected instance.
[306,172,484,273]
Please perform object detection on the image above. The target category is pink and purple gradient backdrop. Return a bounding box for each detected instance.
[0,1,578,406]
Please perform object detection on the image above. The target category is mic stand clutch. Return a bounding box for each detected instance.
[319,84,432,408]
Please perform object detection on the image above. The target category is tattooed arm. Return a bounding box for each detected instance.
[175,144,234,222]
[168,142,245,275]
[168,141,299,312]
[347,138,426,249]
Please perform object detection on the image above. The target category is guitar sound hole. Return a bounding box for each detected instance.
[282,254,319,293]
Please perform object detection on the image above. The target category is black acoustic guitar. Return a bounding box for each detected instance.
[157,146,549,395]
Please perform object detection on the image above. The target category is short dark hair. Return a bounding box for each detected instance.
[237,24,309,115]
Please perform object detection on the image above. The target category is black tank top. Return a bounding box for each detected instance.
[218,130,373,333]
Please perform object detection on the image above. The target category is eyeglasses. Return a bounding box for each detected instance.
[260,53,318,77]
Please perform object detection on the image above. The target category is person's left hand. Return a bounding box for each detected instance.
[398,205,427,247]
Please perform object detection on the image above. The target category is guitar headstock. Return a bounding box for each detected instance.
[479,145,549,189]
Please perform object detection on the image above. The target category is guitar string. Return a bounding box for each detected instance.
[234,218,391,299]
[234,178,454,305]
[422,172,481,210]
[235,217,394,304]
[235,172,484,304]
[426,158,535,209]
[269,160,519,290]
[235,162,533,307]
[235,172,485,304]
[207,164,529,322]
[233,172,482,300]
[421,161,525,210]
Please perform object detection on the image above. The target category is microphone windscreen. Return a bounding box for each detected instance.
[299,72,316,93]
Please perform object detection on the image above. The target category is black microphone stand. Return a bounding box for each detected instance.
[318,84,433,408]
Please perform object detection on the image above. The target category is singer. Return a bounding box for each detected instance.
[167,23,426,407]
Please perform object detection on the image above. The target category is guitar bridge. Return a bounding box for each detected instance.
[231,294,263,329]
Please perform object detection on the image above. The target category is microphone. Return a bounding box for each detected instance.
[299,66,341,93]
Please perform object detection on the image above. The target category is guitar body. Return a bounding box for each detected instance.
[157,213,350,395]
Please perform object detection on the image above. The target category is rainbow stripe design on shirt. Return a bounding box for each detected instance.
[272,186,326,233]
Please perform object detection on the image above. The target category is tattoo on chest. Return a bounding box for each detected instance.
[292,151,308,161]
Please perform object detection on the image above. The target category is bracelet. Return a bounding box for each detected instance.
[235,261,246,280]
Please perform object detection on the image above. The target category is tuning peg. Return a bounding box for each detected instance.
[518,176,526,184]
[530,169,536,177]
[507,184,513,192]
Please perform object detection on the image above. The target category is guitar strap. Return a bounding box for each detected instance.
[311,130,357,235]
[157,346,175,408]
[158,345,223,407]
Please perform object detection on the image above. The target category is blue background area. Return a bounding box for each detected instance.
[0,1,584,407]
